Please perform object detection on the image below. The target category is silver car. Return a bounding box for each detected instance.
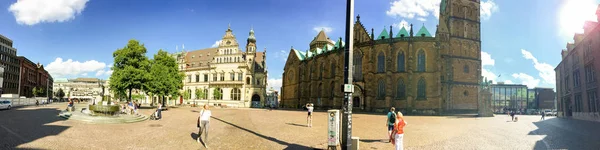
[0,100,12,110]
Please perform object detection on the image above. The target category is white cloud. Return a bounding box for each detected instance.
[95,70,105,77]
[274,50,288,61]
[393,19,411,30]
[480,0,499,20]
[512,73,540,88]
[482,69,497,83]
[313,26,333,33]
[46,58,107,78]
[481,52,495,66]
[211,40,222,48]
[267,78,282,91]
[105,70,113,76]
[386,0,498,21]
[521,49,555,85]
[503,80,514,84]
[386,0,440,20]
[81,73,88,76]
[8,0,89,26]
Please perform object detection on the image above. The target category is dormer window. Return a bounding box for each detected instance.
[421,34,425,37]
[381,36,386,39]
[400,34,405,37]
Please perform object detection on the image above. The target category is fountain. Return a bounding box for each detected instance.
[89,104,120,116]
[58,81,148,124]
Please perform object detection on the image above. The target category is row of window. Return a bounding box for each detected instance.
[3,82,17,89]
[186,73,265,85]
[570,91,600,113]
[377,50,426,73]
[186,88,242,101]
[216,56,243,63]
[562,64,597,94]
[377,78,427,100]
[0,46,16,56]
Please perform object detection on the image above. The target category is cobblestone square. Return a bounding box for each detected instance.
[1,103,600,150]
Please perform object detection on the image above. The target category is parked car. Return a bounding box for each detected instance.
[544,109,553,116]
[0,100,12,110]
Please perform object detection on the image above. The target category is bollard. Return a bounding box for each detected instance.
[351,137,359,150]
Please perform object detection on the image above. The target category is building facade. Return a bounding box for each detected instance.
[177,25,267,108]
[53,78,107,101]
[555,5,600,121]
[18,56,54,98]
[266,88,279,108]
[282,0,482,114]
[0,34,20,95]
[490,82,555,114]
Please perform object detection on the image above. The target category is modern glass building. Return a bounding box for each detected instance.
[491,83,535,114]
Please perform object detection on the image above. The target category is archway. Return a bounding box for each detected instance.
[251,94,261,108]
[353,97,360,108]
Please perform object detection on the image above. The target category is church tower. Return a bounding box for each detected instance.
[246,27,257,67]
[438,0,482,112]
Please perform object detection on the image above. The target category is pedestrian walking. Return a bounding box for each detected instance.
[390,112,407,150]
[510,111,515,122]
[386,107,396,142]
[306,103,314,127]
[156,103,162,120]
[197,104,212,148]
[541,111,545,120]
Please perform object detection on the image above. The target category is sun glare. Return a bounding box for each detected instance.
[560,0,598,37]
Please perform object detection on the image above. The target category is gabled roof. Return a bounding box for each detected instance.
[293,49,306,61]
[310,30,334,45]
[377,28,389,40]
[306,50,314,58]
[396,27,409,38]
[416,25,432,37]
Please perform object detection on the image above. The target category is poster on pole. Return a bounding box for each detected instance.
[328,109,340,146]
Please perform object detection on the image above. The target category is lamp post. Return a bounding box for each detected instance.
[341,0,355,149]
[46,78,49,104]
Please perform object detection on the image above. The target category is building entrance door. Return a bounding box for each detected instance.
[353,97,360,108]
[251,94,261,108]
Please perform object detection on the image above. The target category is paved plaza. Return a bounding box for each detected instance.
[1,103,600,150]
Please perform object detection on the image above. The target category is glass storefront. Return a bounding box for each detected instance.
[491,84,535,114]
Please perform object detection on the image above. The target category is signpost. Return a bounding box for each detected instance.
[327,109,340,149]
[341,0,355,149]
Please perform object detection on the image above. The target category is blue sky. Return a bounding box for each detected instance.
[0,0,597,91]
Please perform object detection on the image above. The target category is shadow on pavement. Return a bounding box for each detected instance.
[286,123,307,127]
[360,139,386,143]
[0,107,69,149]
[212,116,323,150]
[529,117,600,150]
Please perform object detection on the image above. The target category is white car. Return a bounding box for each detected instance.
[0,100,12,110]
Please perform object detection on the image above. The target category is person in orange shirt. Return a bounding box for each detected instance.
[390,112,407,150]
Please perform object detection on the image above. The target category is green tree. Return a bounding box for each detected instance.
[32,87,45,97]
[32,87,39,97]
[183,89,191,100]
[56,88,66,99]
[195,88,204,100]
[109,39,151,102]
[213,88,222,100]
[145,49,184,106]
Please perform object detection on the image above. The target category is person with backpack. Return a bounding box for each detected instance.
[386,107,396,142]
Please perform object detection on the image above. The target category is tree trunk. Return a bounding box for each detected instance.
[162,95,166,107]
[128,87,132,102]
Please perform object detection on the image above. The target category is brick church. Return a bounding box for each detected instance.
[281,0,482,115]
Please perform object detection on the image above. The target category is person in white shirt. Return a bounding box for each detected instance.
[197,104,212,147]
[306,103,314,127]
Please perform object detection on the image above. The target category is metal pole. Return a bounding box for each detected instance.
[208,62,211,107]
[46,78,49,104]
[341,0,354,149]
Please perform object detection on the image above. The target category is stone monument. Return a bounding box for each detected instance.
[478,76,494,117]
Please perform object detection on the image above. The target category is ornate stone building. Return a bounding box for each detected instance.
[281,0,482,114]
[177,25,267,108]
